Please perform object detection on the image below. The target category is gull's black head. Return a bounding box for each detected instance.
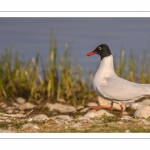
[86,44,112,60]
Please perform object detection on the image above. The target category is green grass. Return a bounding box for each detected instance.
[0,31,150,106]
[0,31,96,105]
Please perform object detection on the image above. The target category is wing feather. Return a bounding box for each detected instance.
[99,76,149,101]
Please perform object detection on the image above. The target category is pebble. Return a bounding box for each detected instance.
[16,97,26,104]
[0,102,7,109]
[14,114,26,118]
[5,119,12,123]
[13,103,20,109]
[122,111,129,115]
[139,119,150,125]
[80,107,90,113]
[0,129,13,133]
[58,105,76,113]
[45,103,76,113]
[19,102,36,110]
[96,109,114,117]
[14,110,19,113]
[84,110,98,118]
[76,106,84,111]
[27,118,33,122]
[121,115,132,120]
[98,96,126,111]
[125,129,130,133]
[33,114,49,123]
[5,106,16,110]
[77,116,94,123]
[45,118,59,125]
[77,116,90,120]
[19,111,25,114]
[142,99,150,106]
[86,102,98,107]
[21,123,40,132]
[70,122,82,128]
[134,106,150,118]
[129,102,144,110]
[45,103,55,111]
[57,98,66,103]
[6,110,13,114]
[51,115,71,120]
[0,116,8,120]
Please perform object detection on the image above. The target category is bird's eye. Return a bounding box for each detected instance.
[98,47,102,50]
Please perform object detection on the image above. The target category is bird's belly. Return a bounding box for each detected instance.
[92,77,106,98]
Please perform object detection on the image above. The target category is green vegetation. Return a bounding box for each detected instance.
[0,31,150,105]
[116,47,150,83]
[0,31,97,105]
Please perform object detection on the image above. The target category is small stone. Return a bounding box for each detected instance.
[134,106,150,118]
[19,111,25,114]
[96,109,114,117]
[125,129,130,133]
[76,106,84,111]
[45,119,59,125]
[129,102,144,110]
[142,99,150,106]
[21,123,40,132]
[20,119,27,123]
[117,121,124,125]
[57,98,66,103]
[45,103,55,111]
[5,106,15,110]
[27,118,33,122]
[86,102,98,107]
[77,116,89,120]
[14,110,19,113]
[15,114,26,118]
[5,119,12,123]
[0,129,13,133]
[98,96,126,111]
[122,111,129,115]
[6,110,13,114]
[45,103,76,113]
[84,110,98,118]
[70,122,82,128]
[33,114,49,123]
[77,116,94,123]
[16,97,26,104]
[13,103,20,109]
[0,103,7,109]
[121,115,132,120]
[51,115,71,120]
[0,116,8,120]
[58,105,76,113]
[19,102,35,110]
[80,107,90,113]
[139,119,150,125]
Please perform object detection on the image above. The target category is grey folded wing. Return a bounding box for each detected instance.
[99,76,150,102]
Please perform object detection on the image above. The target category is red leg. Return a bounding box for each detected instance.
[120,104,124,118]
[90,101,113,110]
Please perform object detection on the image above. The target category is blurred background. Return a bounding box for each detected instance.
[0,17,150,73]
[0,17,150,103]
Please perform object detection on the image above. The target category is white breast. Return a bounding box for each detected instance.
[92,55,116,98]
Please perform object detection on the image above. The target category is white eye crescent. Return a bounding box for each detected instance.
[98,47,102,50]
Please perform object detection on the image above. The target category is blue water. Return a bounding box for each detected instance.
[0,18,150,75]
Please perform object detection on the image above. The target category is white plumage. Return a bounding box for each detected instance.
[87,44,150,117]
[93,55,150,104]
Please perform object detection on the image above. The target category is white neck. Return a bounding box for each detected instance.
[96,55,116,77]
